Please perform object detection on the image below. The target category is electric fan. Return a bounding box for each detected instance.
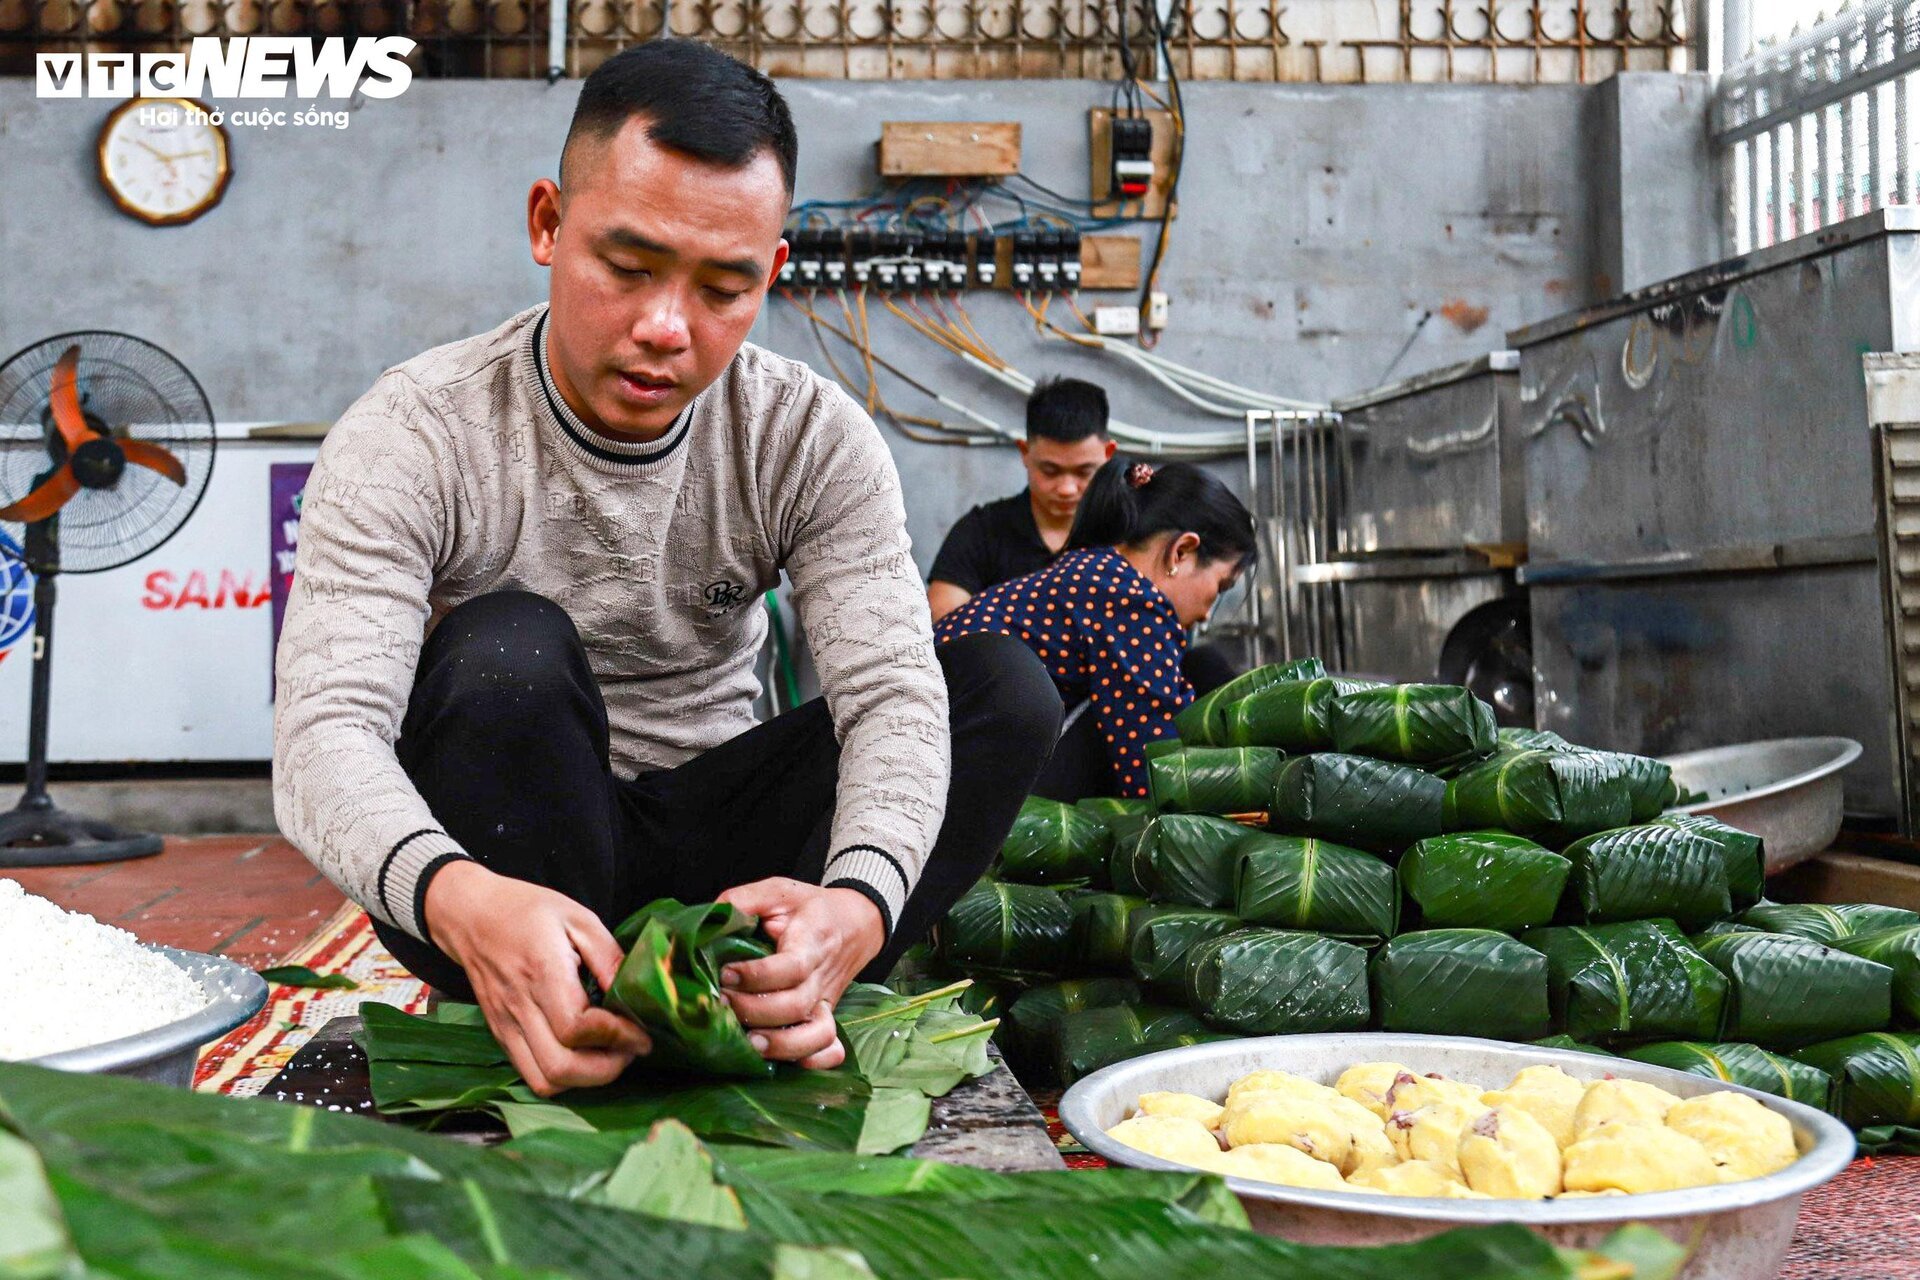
[0,333,216,866]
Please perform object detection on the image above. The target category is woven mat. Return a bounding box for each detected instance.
[1032,1090,1919,1277]
[194,903,431,1095]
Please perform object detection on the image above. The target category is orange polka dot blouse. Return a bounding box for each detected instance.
[934,546,1193,797]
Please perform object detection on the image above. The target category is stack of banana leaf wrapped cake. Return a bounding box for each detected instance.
[922,658,1920,1153]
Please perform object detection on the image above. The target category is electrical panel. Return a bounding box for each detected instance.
[782,227,1101,292]
[1109,116,1154,198]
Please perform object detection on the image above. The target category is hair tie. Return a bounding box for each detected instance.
[1126,462,1157,489]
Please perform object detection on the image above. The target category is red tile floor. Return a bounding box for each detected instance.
[8,836,346,967]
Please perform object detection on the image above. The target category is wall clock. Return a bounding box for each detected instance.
[96,97,232,227]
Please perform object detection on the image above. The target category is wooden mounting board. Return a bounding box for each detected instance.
[879,121,1021,177]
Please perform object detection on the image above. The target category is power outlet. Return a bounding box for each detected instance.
[1147,292,1170,330]
[1093,305,1139,336]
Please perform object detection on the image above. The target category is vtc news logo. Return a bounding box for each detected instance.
[36,37,417,100]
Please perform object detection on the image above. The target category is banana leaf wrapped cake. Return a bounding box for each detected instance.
[1266,753,1445,855]
[1053,1003,1225,1083]
[1003,978,1143,1065]
[1181,928,1370,1035]
[1650,813,1766,911]
[1622,1041,1833,1107]
[1691,930,1892,1048]
[1068,891,1149,971]
[937,879,1073,976]
[1112,813,1254,908]
[1834,925,1920,1023]
[1793,1032,1920,1147]
[998,796,1111,886]
[1369,928,1551,1041]
[1127,905,1242,999]
[1174,658,1326,746]
[1739,901,1920,944]
[1443,749,1633,845]
[1217,676,1381,751]
[1561,823,1732,930]
[1398,831,1570,930]
[1571,749,1677,822]
[1519,919,1729,1044]
[1232,832,1398,941]
[1326,683,1498,765]
[1148,746,1285,816]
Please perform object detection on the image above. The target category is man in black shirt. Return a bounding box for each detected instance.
[927,377,1114,622]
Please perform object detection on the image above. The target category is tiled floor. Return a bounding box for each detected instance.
[6,836,346,967]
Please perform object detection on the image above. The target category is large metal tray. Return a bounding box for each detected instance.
[24,945,268,1088]
[1060,1032,1856,1280]
[1662,737,1864,873]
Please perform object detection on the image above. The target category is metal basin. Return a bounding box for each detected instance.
[24,945,268,1088]
[1661,737,1864,873]
[1060,1032,1856,1280]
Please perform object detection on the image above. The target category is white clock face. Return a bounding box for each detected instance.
[100,102,227,224]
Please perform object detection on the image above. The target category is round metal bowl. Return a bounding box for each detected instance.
[24,945,268,1088]
[1060,1032,1856,1280]
[1661,737,1864,873]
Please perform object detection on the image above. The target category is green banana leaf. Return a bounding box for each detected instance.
[1051,1004,1221,1084]
[1232,832,1398,941]
[258,964,360,990]
[1327,683,1498,765]
[1691,931,1892,1048]
[1126,905,1243,999]
[1834,925,1920,1024]
[1519,919,1729,1044]
[1442,749,1633,845]
[834,982,998,1098]
[1124,813,1258,908]
[1070,891,1150,970]
[1621,1042,1834,1108]
[1649,813,1766,911]
[1147,746,1285,815]
[1173,658,1327,746]
[1144,737,1186,761]
[1498,728,1570,751]
[998,796,1111,886]
[0,1059,1670,1280]
[605,899,775,1078]
[1561,824,1732,931]
[1399,831,1571,930]
[1182,928,1371,1035]
[1532,1034,1615,1056]
[1266,752,1446,855]
[937,879,1073,976]
[1739,901,1920,944]
[1218,676,1382,750]
[1076,796,1155,827]
[1369,929,1551,1041]
[1792,1032,1920,1132]
[1104,811,1160,894]
[1003,978,1144,1064]
[1695,920,1764,939]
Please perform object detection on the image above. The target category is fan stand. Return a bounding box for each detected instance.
[0,499,163,867]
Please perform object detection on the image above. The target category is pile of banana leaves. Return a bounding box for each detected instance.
[924,655,1918,1147]
[0,1059,1692,1280]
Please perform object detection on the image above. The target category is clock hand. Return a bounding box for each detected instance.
[164,149,211,162]
[135,139,170,161]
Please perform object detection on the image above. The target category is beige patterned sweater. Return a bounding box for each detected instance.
[272,303,949,944]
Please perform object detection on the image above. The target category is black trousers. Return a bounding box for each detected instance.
[1030,640,1242,803]
[376,591,1062,998]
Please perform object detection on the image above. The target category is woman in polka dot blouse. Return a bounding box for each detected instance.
[935,457,1257,799]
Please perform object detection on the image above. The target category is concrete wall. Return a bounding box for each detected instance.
[0,74,1712,568]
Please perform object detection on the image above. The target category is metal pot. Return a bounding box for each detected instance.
[1060,1032,1856,1280]
[1662,737,1864,873]
[25,944,268,1088]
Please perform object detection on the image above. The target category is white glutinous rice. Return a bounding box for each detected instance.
[0,877,209,1060]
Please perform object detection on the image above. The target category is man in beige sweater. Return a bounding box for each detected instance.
[274,41,1059,1095]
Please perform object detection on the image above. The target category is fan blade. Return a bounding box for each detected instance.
[0,466,81,523]
[121,438,187,486]
[48,345,90,453]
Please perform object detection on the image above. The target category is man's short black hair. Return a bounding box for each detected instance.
[1026,377,1110,444]
[561,40,798,198]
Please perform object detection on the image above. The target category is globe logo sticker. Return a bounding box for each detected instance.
[0,531,34,666]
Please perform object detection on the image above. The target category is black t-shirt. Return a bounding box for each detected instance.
[927,492,1056,594]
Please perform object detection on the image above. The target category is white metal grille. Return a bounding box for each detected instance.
[1719,0,1920,252]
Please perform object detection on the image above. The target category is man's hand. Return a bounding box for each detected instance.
[716,878,886,1070]
[423,860,650,1097]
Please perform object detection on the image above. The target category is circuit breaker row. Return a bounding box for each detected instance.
[781,227,1085,292]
